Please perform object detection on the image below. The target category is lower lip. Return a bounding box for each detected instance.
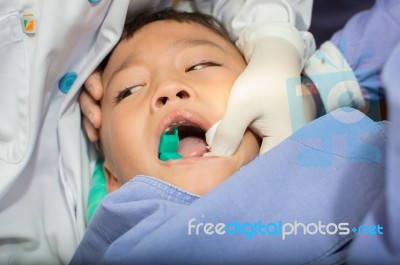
[161,155,225,164]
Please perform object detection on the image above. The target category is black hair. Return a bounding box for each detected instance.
[122,8,231,41]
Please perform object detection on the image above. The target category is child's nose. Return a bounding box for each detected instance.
[151,80,194,110]
[156,90,190,106]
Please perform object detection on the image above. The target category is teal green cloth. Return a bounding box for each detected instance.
[87,159,107,222]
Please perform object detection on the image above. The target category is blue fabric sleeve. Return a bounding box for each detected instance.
[331,0,400,103]
[70,176,199,265]
[347,44,400,265]
[71,108,386,265]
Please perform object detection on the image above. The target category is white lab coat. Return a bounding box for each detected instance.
[0,0,312,263]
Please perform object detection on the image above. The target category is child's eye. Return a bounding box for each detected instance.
[114,84,144,103]
[186,61,222,72]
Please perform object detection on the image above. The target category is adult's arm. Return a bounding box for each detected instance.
[347,43,400,265]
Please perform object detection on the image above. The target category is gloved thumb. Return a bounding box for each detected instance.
[206,95,257,156]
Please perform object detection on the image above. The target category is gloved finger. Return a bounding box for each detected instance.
[259,136,286,155]
[79,89,102,129]
[82,114,99,143]
[208,95,258,156]
[84,71,103,101]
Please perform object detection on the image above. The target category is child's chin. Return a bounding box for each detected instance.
[161,156,238,195]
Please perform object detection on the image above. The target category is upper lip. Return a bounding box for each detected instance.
[155,108,211,155]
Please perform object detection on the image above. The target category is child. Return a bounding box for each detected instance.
[71,7,394,264]
[98,9,261,195]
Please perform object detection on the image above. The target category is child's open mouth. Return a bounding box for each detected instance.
[160,121,209,160]
[172,123,209,157]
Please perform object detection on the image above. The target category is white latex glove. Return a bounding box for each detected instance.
[206,22,316,156]
[303,41,367,114]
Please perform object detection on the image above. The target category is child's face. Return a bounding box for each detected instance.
[100,20,260,194]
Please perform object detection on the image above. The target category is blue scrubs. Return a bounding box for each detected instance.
[347,44,400,265]
[330,2,400,261]
[331,0,400,105]
[71,109,386,265]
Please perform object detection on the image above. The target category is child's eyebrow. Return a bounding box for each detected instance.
[107,53,143,88]
[107,38,225,87]
[171,38,226,53]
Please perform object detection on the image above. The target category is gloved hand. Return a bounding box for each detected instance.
[303,41,367,114]
[206,22,316,155]
[80,71,103,143]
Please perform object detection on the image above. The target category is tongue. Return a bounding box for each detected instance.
[177,137,209,157]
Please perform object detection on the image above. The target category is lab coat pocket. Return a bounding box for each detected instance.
[0,12,28,163]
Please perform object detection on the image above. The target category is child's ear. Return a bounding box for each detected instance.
[103,161,120,193]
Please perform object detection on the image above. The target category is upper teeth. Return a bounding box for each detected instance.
[165,121,190,132]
